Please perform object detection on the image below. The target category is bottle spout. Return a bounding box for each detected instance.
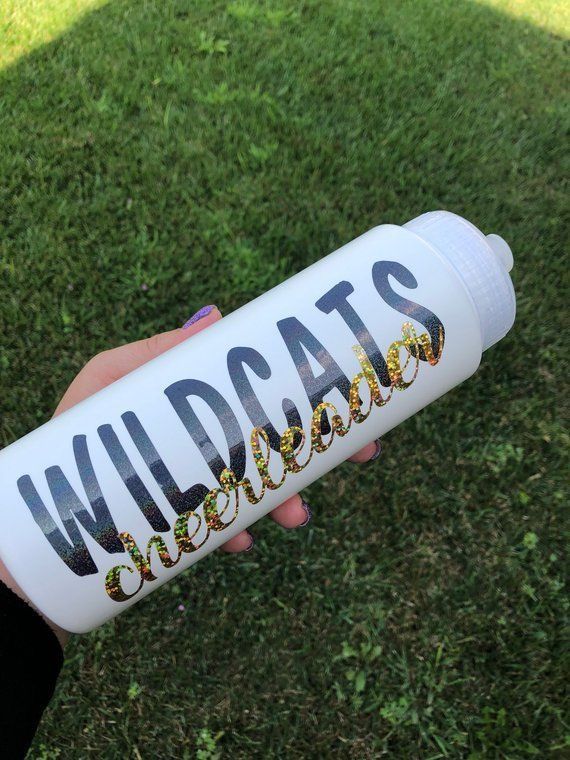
[403,210,516,351]
[486,234,514,273]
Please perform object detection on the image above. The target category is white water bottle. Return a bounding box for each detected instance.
[0,211,516,633]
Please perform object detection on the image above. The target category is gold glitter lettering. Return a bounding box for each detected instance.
[174,509,208,554]
[203,468,239,532]
[106,322,443,602]
[251,427,286,490]
[280,426,312,473]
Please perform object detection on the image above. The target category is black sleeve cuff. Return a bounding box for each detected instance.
[0,581,64,759]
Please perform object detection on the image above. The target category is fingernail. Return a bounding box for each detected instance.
[368,439,382,462]
[245,531,255,551]
[182,305,216,329]
[300,499,312,526]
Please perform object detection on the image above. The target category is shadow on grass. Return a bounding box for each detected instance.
[0,0,566,757]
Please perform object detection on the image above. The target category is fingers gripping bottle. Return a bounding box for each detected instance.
[0,211,516,632]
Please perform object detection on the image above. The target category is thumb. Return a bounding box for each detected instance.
[54,306,221,415]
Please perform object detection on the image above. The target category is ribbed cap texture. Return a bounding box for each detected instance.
[404,211,516,351]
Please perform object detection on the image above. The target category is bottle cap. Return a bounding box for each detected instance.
[404,211,516,351]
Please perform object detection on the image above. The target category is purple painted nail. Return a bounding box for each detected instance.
[300,499,312,526]
[245,531,255,551]
[368,439,382,462]
[182,304,215,329]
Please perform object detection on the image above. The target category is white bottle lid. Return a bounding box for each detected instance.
[404,210,516,351]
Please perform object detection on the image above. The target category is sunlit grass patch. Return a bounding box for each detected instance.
[0,0,108,69]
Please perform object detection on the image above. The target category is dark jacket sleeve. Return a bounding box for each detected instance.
[0,581,64,759]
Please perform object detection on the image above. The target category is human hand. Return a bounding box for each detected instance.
[54,305,382,555]
[0,305,381,648]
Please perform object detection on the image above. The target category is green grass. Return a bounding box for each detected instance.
[0,0,568,757]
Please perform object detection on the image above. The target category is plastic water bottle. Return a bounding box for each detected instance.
[0,211,516,632]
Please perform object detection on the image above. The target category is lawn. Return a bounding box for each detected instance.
[0,0,568,757]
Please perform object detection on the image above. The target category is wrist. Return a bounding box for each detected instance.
[0,557,70,648]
